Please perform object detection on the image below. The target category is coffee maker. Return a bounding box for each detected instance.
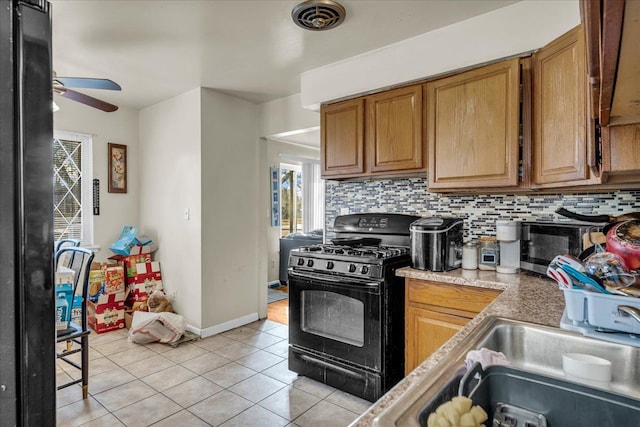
[496,220,521,274]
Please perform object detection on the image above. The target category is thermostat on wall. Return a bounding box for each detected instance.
[93,179,100,215]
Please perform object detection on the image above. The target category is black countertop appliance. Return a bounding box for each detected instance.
[410,217,464,272]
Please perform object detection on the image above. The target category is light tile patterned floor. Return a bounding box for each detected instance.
[56,319,371,426]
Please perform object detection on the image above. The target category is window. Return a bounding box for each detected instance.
[278,160,325,237]
[280,163,302,237]
[53,130,93,246]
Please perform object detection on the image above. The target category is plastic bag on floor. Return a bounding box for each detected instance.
[128,310,186,344]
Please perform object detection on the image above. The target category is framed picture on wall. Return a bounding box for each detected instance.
[108,143,127,193]
[271,166,280,227]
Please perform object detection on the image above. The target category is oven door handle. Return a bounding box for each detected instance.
[295,351,365,380]
[289,270,380,289]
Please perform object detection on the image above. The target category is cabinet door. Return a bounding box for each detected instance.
[427,58,520,189]
[321,98,365,177]
[366,85,424,173]
[599,123,640,185]
[405,305,468,374]
[532,25,587,185]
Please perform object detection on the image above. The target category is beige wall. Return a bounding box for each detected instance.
[53,96,140,262]
[200,88,261,330]
[139,89,203,329]
[259,93,318,137]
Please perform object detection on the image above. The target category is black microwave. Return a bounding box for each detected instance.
[520,221,605,275]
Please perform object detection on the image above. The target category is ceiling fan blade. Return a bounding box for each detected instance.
[54,86,119,112]
[54,77,121,91]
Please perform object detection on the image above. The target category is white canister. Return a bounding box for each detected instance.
[496,220,520,241]
[462,241,478,270]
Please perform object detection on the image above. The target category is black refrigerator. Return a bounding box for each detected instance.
[0,0,56,425]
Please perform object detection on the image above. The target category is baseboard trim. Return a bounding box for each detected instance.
[187,312,260,338]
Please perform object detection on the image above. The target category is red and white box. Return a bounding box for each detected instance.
[129,243,157,256]
[126,262,163,308]
[88,291,125,334]
[109,253,152,279]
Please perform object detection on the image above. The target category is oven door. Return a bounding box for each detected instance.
[288,269,382,371]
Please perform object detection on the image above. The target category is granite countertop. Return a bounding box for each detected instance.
[352,267,566,426]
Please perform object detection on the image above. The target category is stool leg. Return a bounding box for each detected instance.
[81,334,89,399]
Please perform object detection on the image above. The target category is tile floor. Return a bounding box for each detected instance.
[56,319,371,426]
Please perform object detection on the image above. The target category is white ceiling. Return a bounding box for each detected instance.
[51,0,519,113]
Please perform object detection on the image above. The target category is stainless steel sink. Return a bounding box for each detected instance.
[373,316,640,426]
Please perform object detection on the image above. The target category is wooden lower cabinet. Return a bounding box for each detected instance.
[405,278,501,375]
[405,306,468,375]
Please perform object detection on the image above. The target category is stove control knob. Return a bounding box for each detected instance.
[307,259,314,267]
[349,264,357,273]
[297,258,305,266]
[360,266,369,274]
[326,261,334,270]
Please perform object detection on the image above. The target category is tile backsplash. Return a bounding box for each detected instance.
[325,177,640,239]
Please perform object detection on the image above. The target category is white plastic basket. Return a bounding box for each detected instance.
[561,287,640,335]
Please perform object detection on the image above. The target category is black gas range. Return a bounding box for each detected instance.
[287,213,420,402]
[289,244,411,279]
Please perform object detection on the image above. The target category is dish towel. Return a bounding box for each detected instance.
[465,347,511,370]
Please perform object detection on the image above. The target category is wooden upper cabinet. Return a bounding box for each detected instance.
[366,85,424,173]
[532,25,588,186]
[599,123,640,185]
[321,98,365,177]
[426,58,521,189]
[582,0,639,127]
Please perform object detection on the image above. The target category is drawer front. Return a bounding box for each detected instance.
[407,279,501,314]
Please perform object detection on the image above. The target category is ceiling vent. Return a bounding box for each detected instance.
[292,0,346,31]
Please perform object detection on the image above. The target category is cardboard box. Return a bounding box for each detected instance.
[55,267,75,331]
[104,264,125,294]
[129,243,158,256]
[88,266,105,301]
[88,313,124,334]
[127,262,163,307]
[108,253,152,278]
[55,265,75,286]
[55,285,72,331]
[55,266,75,307]
[87,291,125,334]
[89,262,125,299]
[109,226,154,256]
[70,296,83,325]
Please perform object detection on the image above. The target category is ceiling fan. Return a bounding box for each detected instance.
[52,72,121,112]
